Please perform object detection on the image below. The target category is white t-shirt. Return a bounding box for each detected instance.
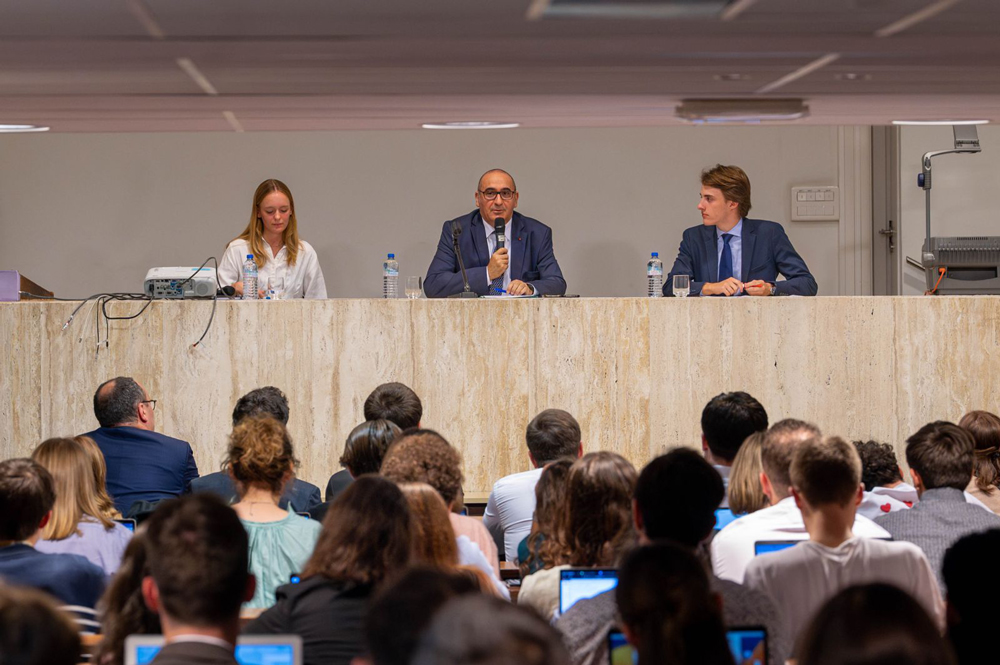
[482,467,544,563]
[219,238,327,299]
[744,537,945,648]
[710,496,891,583]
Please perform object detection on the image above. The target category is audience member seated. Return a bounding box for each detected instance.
[141,494,254,665]
[400,482,508,598]
[226,416,320,608]
[0,458,106,609]
[411,594,571,665]
[876,421,1000,588]
[381,429,500,576]
[31,437,132,575]
[796,584,957,665]
[484,409,582,564]
[519,458,573,576]
[958,410,1000,514]
[701,391,769,506]
[616,543,734,665]
[852,440,912,518]
[942,529,1000,665]
[309,419,402,522]
[83,377,198,515]
[325,382,424,501]
[744,436,943,652]
[518,452,637,621]
[727,431,769,515]
[0,584,82,665]
[557,448,788,665]
[358,567,480,665]
[244,476,412,665]
[97,530,162,665]
[190,387,322,512]
[712,420,890,583]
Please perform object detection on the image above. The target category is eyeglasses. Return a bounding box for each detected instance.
[478,188,516,201]
[140,399,157,411]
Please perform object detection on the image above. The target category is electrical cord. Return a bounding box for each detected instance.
[925,267,947,295]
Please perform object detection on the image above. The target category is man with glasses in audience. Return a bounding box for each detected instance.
[425,169,566,297]
[84,376,199,516]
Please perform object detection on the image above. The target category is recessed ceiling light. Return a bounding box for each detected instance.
[421,121,520,130]
[0,124,50,133]
[891,119,990,126]
[713,73,751,82]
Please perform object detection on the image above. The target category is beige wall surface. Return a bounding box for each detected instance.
[0,126,852,299]
[2,297,996,493]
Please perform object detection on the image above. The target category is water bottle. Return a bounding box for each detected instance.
[242,254,258,300]
[647,252,664,297]
[383,253,399,298]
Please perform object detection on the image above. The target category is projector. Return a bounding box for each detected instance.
[144,267,217,298]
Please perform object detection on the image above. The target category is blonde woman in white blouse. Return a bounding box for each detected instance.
[219,179,328,299]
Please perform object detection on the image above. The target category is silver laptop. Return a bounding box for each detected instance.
[124,634,302,665]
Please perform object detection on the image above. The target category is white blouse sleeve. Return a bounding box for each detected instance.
[300,242,328,299]
[218,242,244,287]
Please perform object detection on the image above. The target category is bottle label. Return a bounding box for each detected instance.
[384,268,399,276]
[647,266,663,276]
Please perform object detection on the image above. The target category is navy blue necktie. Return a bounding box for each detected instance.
[489,230,505,294]
[719,233,734,281]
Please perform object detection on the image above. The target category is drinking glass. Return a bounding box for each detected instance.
[405,276,423,299]
[673,274,691,298]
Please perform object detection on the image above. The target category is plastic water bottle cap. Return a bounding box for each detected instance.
[388,253,395,259]
[651,252,659,258]
[246,254,253,259]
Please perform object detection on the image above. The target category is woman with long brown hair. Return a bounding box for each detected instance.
[32,436,132,574]
[218,178,327,299]
[519,458,573,576]
[960,410,1000,514]
[518,452,638,620]
[95,531,160,665]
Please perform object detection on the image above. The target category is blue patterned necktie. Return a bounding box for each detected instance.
[490,230,505,294]
[719,233,734,281]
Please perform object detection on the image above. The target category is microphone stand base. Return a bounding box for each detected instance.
[448,290,480,299]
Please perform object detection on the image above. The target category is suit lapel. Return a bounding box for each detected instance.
[509,213,525,280]
[469,211,490,266]
[703,225,719,283]
[741,219,757,282]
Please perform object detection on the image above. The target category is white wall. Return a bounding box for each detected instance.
[0,126,858,298]
[899,125,1000,294]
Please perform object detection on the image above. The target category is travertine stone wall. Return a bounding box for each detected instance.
[1,297,997,492]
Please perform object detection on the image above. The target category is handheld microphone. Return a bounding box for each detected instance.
[494,217,505,251]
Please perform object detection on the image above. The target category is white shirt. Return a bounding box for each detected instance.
[873,482,992,513]
[219,238,327,299]
[456,535,511,600]
[710,496,891,583]
[482,218,535,294]
[857,490,911,520]
[714,464,731,508]
[744,537,945,648]
[483,467,544,563]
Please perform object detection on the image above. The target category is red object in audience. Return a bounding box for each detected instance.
[880,503,892,513]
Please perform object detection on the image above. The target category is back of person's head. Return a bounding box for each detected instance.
[144,494,249,627]
[728,431,769,514]
[97,530,161,665]
[399,482,459,567]
[364,382,422,430]
[905,421,974,491]
[958,410,1000,494]
[0,584,81,665]
[225,416,297,496]
[523,458,574,574]
[559,451,637,567]
[635,448,723,547]
[701,391,768,463]
[411,594,571,665]
[852,440,902,490]
[31,437,116,540]
[93,376,145,428]
[365,566,480,665]
[73,434,118,518]
[791,436,863,508]
[616,542,733,665]
[797,583,956,665]
[304,475,412,585]
[0,458,55,541]
[231,386,289,426]
[341,419,402,477]
[942,529,1000,665]
[380,429,463,506]
[525,409,581,465]
[762,419,822,500]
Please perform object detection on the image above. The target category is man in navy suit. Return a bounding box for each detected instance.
[425,169,566,298]
[665,164,817,297]
[84,376,199,515]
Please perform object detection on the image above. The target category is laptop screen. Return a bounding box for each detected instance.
[559,568,618,615]
[753,540,800,556]
[115,518,137,532]
[714,507,739,531]
[606,629,637,665]
[126,635,301,665]
[726,626,767,665]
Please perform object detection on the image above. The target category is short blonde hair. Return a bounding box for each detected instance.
[728,432,769,515]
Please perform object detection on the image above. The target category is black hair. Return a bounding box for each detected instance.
[93,377,146,428]
[232,386,290,426]
[635,449,724,547]
[0,458,56,541]
[942,529,1000,665]
[852,440,901,490]
[701,392,768,463]
[364,383,423,430]
[905,421,975,491]
[341,419,402,476]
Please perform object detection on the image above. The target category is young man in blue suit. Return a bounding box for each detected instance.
[425,169,566,298]
[665,164,818,297]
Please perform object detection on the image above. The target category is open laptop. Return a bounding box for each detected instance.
[607,626,766,665]
[114,518,137,532]
[753,540,801,556]
[714,507,739,531]
[559,568,618,615]
[124,634,302,665]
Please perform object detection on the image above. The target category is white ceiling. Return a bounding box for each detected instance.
[1,0,998,131]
